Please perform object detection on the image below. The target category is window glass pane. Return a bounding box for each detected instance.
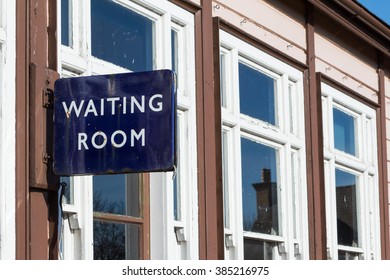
[173,176,181,221]
[93,220,140,260]
[244,238,274,260]
[173,114,182,221]
[241,137,279,235]
[338,250,360,260]
[91,0,154,71]
[171,29,178,76]
[333,107,356,156]
[336,169,359,247]
[239,62,277,125]
[93,174,140,217]
[61,0,72,47]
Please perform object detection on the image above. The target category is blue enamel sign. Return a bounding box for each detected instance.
[53,70,176,176]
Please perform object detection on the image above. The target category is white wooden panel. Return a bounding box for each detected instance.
[214,0,306,49]
[213,1,306,64]
[385,74,390,99]
[316,58,378,104]
[0,0,16,260]
[315,33,378,92]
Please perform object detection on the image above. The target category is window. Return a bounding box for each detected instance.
[61,0,72,47]
[59,0,197,260]
[239,62,277,125]
[322,83,380,260]
[91,0,154,72]
[0,0,16,259]
[92,174,145,260]
[220,31,308,260]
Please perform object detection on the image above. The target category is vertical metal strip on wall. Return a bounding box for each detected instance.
[29,0,59,260]
[212,16,224,260]
[377,68,390,258]
[194,0,224,259]
[304,2,327,260]
[141,173,151,259]
[16,0,60,260]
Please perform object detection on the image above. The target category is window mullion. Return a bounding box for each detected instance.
[84,0,92,75]
[80,175,94,259]
[370,174,381,259]
[183,24,195,98]
[334,154,367,172]
[155,13,169,69]
[357,111,363,160]
[71,0,79,53]
[328,159,339,259]
[231,47,240,115]
[235,125,245,260]
[243,231,285,243]
[296,149,310,258]
[280,74,289,134]
[328,95,335,153]
[322,95,330,152]
[360,171,370,259]
[281,144,293,259]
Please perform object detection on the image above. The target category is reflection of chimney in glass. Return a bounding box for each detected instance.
[251,168,278,235]
[261,168,271,183]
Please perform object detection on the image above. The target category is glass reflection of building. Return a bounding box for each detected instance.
[251,169,278,235]
[335,169,359,250]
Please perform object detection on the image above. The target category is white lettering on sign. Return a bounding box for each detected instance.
[149,94,163,112]
[91,131,108,149]
[77,129,145,150]
[111,130,127,148]
[78,133,88,150]
[131,96,145,113]
[107,97,120,115]
[62,100,85,117]
[62,94,163,118]
[63,94,165,151]
[84,100,98,117]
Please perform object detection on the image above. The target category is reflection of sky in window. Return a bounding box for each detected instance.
[239,63,276,125]
[336,169,356,188]
[171,29,178,75]
[333,107,356,156]
[241,138,278,231]
[93,174,126,215]
[91,0,154,71]
[61,0,71,46]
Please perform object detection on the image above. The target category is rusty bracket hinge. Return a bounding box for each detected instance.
[43,88,55,109]
[43,152,52,164]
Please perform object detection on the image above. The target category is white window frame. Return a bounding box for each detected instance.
[58,0,197,260]
[322,83,380,260]
[0,0,16,260]
[220,30,308,260]
[60,176,93,260]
